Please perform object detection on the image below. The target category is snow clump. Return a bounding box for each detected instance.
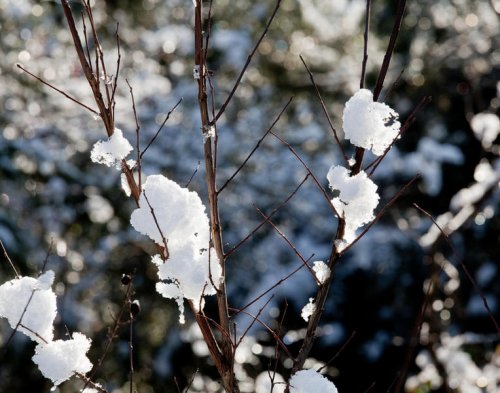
[342,89,400,155]
[0,271,57,343]
[90,128,133,168]
[301,298,316,322]
[130,174,222,322]
[312,261,330,284]
[289,369,338,393]
[327,165,379,246]
[32,332,93,386]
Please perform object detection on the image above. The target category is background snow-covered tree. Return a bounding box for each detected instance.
[0,0,499,392]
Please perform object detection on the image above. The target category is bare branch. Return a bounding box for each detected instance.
[414,204,500,333]
[218,97,293,194]
[373,0,407,101]
[0,240,20,279]
[360,0,372,89]
[255,206,320,285]
[17,64,99,116]
[270,131,340,217]
[140,98,183,160]
[299,55,349,165]
[340,174,420,255]
[225,174,309,257]
[212,0,282,123]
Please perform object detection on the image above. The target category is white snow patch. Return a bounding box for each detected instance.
[342,89,400,155]
[32,332,92,386]
[312,261,330,284]
[301,298,316,322]
[130,175,222,320]
[327,165,380,243]
[90,128,133,168]
[289,369,338,393]
[0,271,57,343]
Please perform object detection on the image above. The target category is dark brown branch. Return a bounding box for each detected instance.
[255,206,320,285]
[233,256,313,317]
[225,174,309,258]
[143,191,169,261]
[340,174,420,255]
[373,0,407,101]
[299,55,349,164]
[236,295,273,348]
[218,96,294,194]
[212,0,282,123]
[140,98,183,160]
[414,204,500,333]
[360,0,372,89]
[229,307,293,359]
[366,96,431,176]
[17,64,99,116]
[126,79,142,192]
[0,240,20,278]
[270,131,340,217]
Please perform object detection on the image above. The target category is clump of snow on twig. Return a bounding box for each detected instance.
[343,89,400,155]
[301,298,316,322]
[289,369,338,393]
[312,261,330,284]
[327,165,379,246]
[90,128,133,168]
[32,332,93,386]
[0,271,56,343]
[130,175,222,322]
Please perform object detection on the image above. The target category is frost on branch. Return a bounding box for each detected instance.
[289,369,338,393]
[90,128,133,168]
[327,165,380,246]
[0,271,56,343]
[32,332,93,386]
[130,175,222,322]
[343,89,400,155]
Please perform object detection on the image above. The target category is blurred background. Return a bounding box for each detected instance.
[0,0,499,392]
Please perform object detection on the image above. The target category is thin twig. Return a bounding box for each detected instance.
[218,97,294,194]
[366,96,431,176]
[17,64,99,116]
[360,0,372,89]
[340,174,420,255]
[229,307,293,359]
[414,204,500,333]
[140,98,183,160]
[373,0,407,101]
[270,131,340,217]
[255,206,320,285]
[232,255,313,317]
[299,55,349,165]
[126,79,142,191]
[318,330,356,372]
[0,240,20,278]
[185,161,201,188]
[143,191,169,260]
[236,296,274,347]
[212,0,282,123]
[225,174,309,257]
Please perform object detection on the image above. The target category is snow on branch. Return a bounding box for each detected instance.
[130,175,222,322]
[90,127,133,168]
[342,89,400,156]
[0,271,56,344]
[327,165,380,246]
[32,332,93,386]
[289,369,338,393]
